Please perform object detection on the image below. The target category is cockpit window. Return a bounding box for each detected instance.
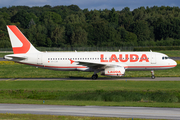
[162,56,169,60]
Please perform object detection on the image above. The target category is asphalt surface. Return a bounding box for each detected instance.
[171,57,180,60]
[0,104,179,119]
[0,57,5,61]
[0,77,180,81]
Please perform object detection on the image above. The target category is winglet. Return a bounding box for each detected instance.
[7,25,40,54]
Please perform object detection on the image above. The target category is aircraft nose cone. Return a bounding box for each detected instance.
[172,60,177,67]
[175,60,177,66]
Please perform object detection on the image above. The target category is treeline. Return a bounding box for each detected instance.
[1,5,180,48]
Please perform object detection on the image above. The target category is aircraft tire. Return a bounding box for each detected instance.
[151,75,155,79]
[92,74,98,80]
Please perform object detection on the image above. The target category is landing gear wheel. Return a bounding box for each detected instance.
[151,75,155,79]
[92,74,98,80]
[151,70,155,79]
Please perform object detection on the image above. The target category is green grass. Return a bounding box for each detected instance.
[0,81,180,91]
[0,113,159,120]
[0,81,180,107]
[0,52,13,57]
[159,50,180,57]
[0,89,179,103]
[0,62,179,78]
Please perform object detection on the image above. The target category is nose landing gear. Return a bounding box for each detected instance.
[151,70,155,79]
[92,74,98,80]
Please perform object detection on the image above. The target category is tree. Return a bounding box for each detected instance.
[70,27,88,47]
[36,25,47,46]
[130,20,150,43]
[11,10,31,28]
[109,8,118,24]
[118,27,137,46]
[40,11,62,24]
[51,26,65,47]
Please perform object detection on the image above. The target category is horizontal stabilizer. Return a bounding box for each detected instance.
[4,54,27,61]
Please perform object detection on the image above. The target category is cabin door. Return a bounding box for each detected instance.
[151,54,156,64]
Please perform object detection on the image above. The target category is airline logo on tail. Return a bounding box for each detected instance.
[7,25,39,54]
[7,25,30,54]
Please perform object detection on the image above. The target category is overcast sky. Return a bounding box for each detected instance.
[0,0,180,11]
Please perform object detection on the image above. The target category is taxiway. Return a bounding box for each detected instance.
[0,77,180,81]
[0,104,179,119]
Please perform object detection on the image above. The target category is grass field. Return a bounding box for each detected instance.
[158,50,180,57]
[0,80,180,108]
[0,81,180,91]
[0,113,160,120]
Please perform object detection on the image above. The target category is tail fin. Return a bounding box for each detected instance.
[7,25,40,54]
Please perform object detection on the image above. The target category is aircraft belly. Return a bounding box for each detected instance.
[126,65,175,71]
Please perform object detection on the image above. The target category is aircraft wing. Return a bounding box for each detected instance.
[77,61,106,69]
[71,59,127,69]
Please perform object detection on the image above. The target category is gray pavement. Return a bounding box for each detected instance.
[0,77,180,81]
[0,104,179,119]
[0,57,6,61]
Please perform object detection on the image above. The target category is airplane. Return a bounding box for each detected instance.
[4,25,177,79]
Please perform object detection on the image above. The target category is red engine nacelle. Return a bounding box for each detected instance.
[101,67,125,77]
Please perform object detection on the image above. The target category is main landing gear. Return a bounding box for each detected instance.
[92,74,98,80]
[151,70,155,79]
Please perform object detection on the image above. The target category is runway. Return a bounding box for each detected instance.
[0,57,5,61]
[0,77,180,81]
[0,104,179,119]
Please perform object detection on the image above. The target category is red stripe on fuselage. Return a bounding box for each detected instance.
[126,65,176,68]
[16,62,175,70]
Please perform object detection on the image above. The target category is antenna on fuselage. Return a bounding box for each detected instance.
[150,50,152,52]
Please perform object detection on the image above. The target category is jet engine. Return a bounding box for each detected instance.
[101,66,125,77]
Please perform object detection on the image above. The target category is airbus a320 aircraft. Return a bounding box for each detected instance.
[4,25,177,79]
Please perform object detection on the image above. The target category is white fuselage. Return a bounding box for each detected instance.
[5,51,177,72]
